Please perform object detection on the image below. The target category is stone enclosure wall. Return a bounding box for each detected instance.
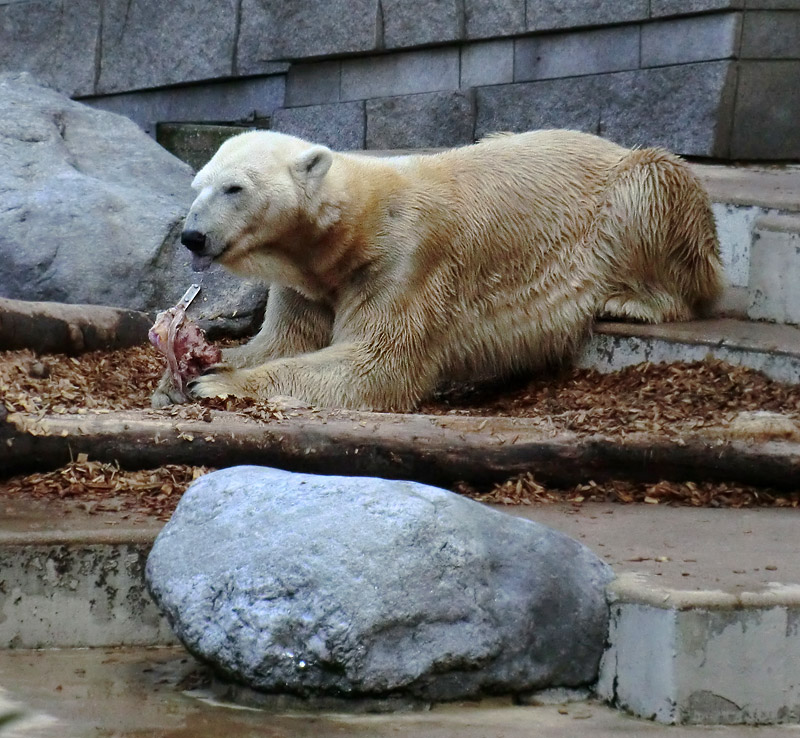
[2,0,799,159]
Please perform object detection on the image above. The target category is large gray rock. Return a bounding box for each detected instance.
[0,74,267,330]
[146,466,613,702]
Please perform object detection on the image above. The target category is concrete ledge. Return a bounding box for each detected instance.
[749,214,800,324]
[0,542,176,649]
[580,319,800,383]
[598,573,800,724]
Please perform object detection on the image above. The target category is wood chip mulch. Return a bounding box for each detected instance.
[456,474,800,510]
[421,359,800,437]
[2,343,800,514]
[0,458,211,521]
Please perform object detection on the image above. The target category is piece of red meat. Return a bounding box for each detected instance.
[149,288,221,399]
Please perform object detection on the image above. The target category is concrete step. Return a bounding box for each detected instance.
[3,495,800,726]
[691,163,800,325]
[579,318,800,384]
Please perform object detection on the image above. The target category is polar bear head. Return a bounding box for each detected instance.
[180,131,335,296]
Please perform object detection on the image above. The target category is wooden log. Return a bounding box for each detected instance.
[0,297,151,354]
[2,408,800,491]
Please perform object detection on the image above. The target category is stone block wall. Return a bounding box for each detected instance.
[2,0,798,159]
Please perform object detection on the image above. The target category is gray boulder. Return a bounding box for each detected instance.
[146,466,613,702]
[0,73,267,332]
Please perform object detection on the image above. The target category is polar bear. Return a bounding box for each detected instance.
[152,129,722,411]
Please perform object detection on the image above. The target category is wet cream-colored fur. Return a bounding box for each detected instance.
[153,129,722,411]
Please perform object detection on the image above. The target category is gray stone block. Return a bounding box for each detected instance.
[641,13,742,67]
[465,0,525,38]
[598,62,737,157]
[98,0,237,94]
[650,0,743,16]
[146,467,613,702]
[527,0,648,31]
[0,0,100,97]
[462,40,514,87]
[271,102,365,150]
[478,61,737,157]
[341,49,459,101]
[237,0,379,72]
[81,75,285,137]
[366,90,475,149]
[514,26,640,82]
[382,0,462,48]
[741,11,800,58]
[475,77,601,137]
[285,61,341,107]
[731,61,800,158]
[745,0,800,7]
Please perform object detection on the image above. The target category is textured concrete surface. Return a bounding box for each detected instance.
[749,215,800,325]
[520,505,800,725]
[271,101,366,151]
[82,74,285,138]
[96,0,237,94]
[0,543,177,649]
[640,13,741,67]
[696,163,800,212]
[598,590,800,724]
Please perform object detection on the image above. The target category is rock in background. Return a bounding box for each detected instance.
[0,73,267,335]
[146,466,613,702]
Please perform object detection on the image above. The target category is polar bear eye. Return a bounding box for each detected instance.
[224,185,244,195]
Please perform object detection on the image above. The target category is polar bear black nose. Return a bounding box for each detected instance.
[181,229,207,253]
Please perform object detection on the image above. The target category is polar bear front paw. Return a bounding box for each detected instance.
[188,367,251,400]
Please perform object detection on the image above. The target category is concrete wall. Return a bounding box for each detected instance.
[0,542,176,648]
[1,0,798,158]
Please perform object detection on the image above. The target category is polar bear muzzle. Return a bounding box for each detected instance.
[181,229,215,272]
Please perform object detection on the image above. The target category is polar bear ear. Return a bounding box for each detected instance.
[293,145,333,192]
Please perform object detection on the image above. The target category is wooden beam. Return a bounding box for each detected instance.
[3,409,799,490]
[0,297,151,354]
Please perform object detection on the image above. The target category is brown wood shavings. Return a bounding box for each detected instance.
[4,345,800,509]
[3,346,799,439]
[456,473,800,509]
[421,359,800,438]
[0,459,210,521]
[1,346,162,415]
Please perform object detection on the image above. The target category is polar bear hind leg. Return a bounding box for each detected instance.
[594,148,723,324]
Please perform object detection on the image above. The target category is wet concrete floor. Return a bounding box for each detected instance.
[2,646,800,737]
